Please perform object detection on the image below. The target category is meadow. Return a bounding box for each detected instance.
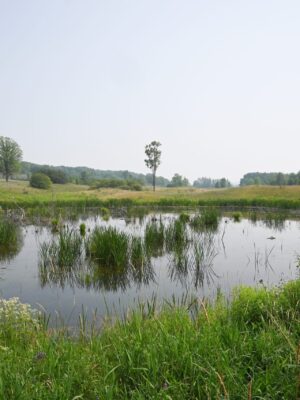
[1,179,300,209]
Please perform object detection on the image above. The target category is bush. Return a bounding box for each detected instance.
[30,173,52,189]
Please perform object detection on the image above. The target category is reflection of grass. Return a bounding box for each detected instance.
[0,279,299,398]
[2,180,300,209]
[0,219,23,261]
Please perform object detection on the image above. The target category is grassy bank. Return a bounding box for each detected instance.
[0,280,299,399]
[1,180,300,210]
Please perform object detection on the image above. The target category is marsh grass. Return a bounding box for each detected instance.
[232,211,242,222]
[165,218,189,252]
[144,219,165,256]
[86,226,130,268]
[190,208,220,231]
[39,228,83,270]
[0,280,299,399]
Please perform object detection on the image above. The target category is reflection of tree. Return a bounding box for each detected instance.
[0,222,23,262]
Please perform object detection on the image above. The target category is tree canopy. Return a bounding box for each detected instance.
[0,136,22,181]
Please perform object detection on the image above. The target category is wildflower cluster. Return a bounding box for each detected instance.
[0,297,40,331]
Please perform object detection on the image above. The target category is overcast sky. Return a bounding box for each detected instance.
[0,0,299,183]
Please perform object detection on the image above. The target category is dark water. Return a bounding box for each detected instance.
[0,212,299,325]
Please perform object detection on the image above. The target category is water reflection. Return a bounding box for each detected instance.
[0,222,23,262]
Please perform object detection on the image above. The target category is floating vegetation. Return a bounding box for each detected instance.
[0,218,23,261]
[86,227,130,268]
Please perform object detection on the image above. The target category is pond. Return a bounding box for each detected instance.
[0,209,299,326]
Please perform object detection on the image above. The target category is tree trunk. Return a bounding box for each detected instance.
[5,173,8,182]
[153,170,156,192]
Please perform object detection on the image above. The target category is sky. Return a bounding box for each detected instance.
[0,0,300,184]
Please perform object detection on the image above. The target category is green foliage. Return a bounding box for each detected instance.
[91,178,143,191]
[240,171,300,186]
[168,173,190,187]
[30,172,52,189]
[86,227,130,268]
[37,167,69,184]
[0,136,22,182]
[193,176,231,188]
[0,280,299,399]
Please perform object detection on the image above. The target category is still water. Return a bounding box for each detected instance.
[0,211,299,325]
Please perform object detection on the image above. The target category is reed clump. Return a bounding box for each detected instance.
[0,218,22,260]
[86,226,130,268]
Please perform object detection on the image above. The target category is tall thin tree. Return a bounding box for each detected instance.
[144,141,161,192]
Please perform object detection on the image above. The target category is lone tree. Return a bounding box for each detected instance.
[144,141,161,192]
[0,136,22,182]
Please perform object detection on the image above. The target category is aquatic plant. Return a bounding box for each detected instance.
[86,226,130,268]
[165,218,189,252]
[232,212,241,222]
[190,208,220,231]
[79,223,86,237]
[144,219,165,256]
[39,228,83,269]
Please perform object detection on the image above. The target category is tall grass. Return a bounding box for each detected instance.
[0,280,299,398]
[39,228,83,269]
[144,219,165,256]
[190,208,220,231]
[86,226,130,268]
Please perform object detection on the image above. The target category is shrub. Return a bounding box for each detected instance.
[30,172,52,189]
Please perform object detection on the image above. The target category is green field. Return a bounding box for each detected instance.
[0,280,299,399]
[1,180,300,209]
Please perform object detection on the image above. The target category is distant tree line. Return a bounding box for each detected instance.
[240,172,300,186]
[193,177,231,188]
[167,173,190,187]
[90,178,143,191]
[19,162,171,187]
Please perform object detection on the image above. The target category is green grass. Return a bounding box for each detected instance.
[86,226,130,268]
[0,280,299,399]
[2,180,300,210]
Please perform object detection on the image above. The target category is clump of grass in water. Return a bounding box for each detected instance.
[165,218,189,252]
[190,208,220,231]
[232,212,241,222]
[144,219,165,256]
[0,218,23,260]
[178,212,190,224]
[39,228,83,268]
[79,223,86,237]
[100,207,110,221]
[130,236,149,268]
[86,226,130,268]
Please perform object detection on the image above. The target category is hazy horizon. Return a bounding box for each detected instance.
[1,1,300,183]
